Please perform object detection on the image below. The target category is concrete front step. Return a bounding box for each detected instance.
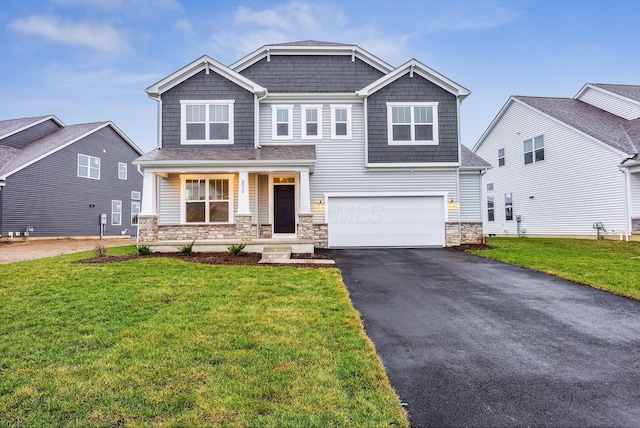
[261,245,292,260]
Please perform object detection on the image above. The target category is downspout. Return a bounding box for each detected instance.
[254,89,268,148]
[620,166,632,241]
[455,96,462,245]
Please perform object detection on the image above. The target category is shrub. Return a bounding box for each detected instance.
[179,240,196,256]
[227,243,246,256]
[137,245,152,256]
[94,244,107,257]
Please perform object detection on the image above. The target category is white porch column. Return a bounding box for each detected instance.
[299,169,312,214]
[140,170,157,215]
[237,170,251,215]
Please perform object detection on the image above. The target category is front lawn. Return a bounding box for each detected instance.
[0,247,407,427]
[468,237,640,300]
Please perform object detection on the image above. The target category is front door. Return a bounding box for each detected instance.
[274,185,295,234]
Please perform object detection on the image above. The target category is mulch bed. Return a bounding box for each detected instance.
[452,243,495,251]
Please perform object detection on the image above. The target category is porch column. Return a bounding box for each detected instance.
[237,170,251,215]
[140,170,156,215]
[299,169,311,214]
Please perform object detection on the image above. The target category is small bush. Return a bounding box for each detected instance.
[227,243,247,256]
[179,240,196,256]
[94,244,107,257]
[137,245,152,256]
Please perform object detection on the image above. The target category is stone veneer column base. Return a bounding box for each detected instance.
[632,217,640,233]
[297,213,314,240]
[138,215,158,242]
[445,222,484,247]
[234,214,253,241]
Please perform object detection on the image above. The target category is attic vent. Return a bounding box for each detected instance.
[204,61,210,75]
[267,48,270,62]
[410,65,414,78]
[351,49,355,62]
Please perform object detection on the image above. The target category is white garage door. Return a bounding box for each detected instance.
[327,195,445,247]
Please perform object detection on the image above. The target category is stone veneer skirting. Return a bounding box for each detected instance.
[632,217,640,233]
[445,222,484,247]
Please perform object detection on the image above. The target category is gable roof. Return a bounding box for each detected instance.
[146,55,267,98]
[356,58,471,101]
[0,121,144,180]
[0,115,64,141]
[586,83,640,103]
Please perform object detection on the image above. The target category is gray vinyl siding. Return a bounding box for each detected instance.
[1,126,142,237]
[459,171,482,222]
[367,73,460,164]
[0,119,62,148]
[239,56,385,92]
[160,70,255,149]
[258,174,269,224]
[578,87,640,120]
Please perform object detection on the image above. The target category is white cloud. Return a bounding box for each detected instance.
[421,1,520,33]
[234,1,318,32]
[175,18,193,34]
[10,15,130,53]
[51,0,181,12]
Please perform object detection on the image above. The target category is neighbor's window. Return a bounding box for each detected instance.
[131,201,140,225]
[78,154,100,179]
[118,162,127,180]
[487,195,495,222]
[111,200,122,226]
[498,148,505,167]
[387,102,438,145]
[184,177,232,223]
[181,100,234,144]
[524,135,544,164]
[487,182,494,191]
[272,105,293,139]
[505,193,513,221]
[331,105,351,139]
[302,105,322,139]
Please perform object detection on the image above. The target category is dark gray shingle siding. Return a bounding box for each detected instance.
[1,126,142,237]
[367,74,460,164]
[239,56,385,92]
[161,70,255,149]
[0,119,62,148]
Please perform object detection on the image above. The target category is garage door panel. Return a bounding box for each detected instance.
[327,196,445,247]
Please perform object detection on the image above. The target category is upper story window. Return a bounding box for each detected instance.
[272,105,293,140]
[181,100,234,144]
[505,193,513,221]
[182,175,234,224]
[331,105,352,139]
[302,105,323,139]
[524,135,544,164]
[386,102,438,145]
[118,162,127,180]
[498,148,505,166]
[78,154,100,180]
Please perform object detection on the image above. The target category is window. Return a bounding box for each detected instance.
[387,102,438,145]
[118,162,127,180]
[487,195,495,222]
[183,176,233,223]
[302,105,322,139]
[272,105,293,139]
[78,154,100,179]
[524,135,544,164]
[486,182,494,191]
[505,193,513,221]
[131,191,141,200]
[131,201,140,225]
[498,148,505,166]
[181,100,234,144]
[111,200,122,225]
[331,105,352,139]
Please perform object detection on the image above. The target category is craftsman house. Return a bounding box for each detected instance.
[0,115,143,239]
[134,41,490,252]
[473,83,640,239]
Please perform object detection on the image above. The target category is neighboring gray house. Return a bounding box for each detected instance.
[134,41,490,252]
[0,115,144,239]
[473,83,640,239]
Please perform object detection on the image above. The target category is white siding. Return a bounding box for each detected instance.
[475,101,628,237]
[459,172,482,222]
[577,87,640,120]
[630,172,640,217]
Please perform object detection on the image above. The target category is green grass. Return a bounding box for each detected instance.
[468,237,640,300]
[0,246,407,427]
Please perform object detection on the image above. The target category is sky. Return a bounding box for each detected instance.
[1,0,639,153]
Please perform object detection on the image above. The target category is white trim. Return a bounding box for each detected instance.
[330,105,352,139]
[262,92,363,103]
[365,162,460,169]
[301,105,323,140]
[268,173,299,238]
[386,102,439,145]
[324,191,448,198]
[111,200,122,226]
[0,115,65,140]
[77,153,100,180]
[179,174,235,224]
[118,162,128,180]
[271,105,294,140]
[180,100,235,145]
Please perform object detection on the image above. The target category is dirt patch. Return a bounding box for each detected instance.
[452,243,495,251]
[0,238,134,264]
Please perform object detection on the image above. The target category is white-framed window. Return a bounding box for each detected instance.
[111,200,122,226]
[487,195,495,222]
[524,135,544,165]
[181,100,234,144]
[131,191,141,200]
[118,162,127,180]
[498,148,505,166]
[330,105,352,139]
[272,105,293,140]
[386,102,438,145]
[302,105,323,139]
[131,201,140,225]
[77,154,100,180]
[505,193,513,221]
[181,175,234,224]
[486,182,494,191]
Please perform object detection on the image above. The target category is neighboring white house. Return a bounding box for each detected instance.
[473,83,640,239]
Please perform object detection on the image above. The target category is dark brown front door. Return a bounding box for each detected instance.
[274,185,295,233]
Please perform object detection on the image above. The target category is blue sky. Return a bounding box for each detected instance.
[1,0,638,153]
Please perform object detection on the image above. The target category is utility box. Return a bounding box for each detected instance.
[100,214,107,225]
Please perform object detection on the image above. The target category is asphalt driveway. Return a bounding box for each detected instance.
[330,248,640,427]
